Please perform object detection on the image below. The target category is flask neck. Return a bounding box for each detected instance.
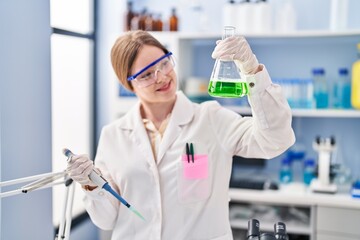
[222,26,235,39]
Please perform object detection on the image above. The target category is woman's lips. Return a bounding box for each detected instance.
[157,81,171,91]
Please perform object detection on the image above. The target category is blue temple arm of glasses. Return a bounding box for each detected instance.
[127,52,173,81]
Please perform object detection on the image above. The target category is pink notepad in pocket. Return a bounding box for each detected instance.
[182,154,208,179]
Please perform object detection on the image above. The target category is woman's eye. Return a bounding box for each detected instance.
[140,72,153,80]
[162,61,169,67]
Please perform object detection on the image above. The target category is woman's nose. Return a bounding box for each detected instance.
[155,69,166,83]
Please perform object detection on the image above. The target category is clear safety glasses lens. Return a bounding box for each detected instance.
[127,53,175,88]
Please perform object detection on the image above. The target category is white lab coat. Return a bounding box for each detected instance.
[84,66,295,240]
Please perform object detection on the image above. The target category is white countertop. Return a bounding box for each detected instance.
[229,184,360,210]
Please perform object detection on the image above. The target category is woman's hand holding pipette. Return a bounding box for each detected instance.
[211,36,260,74]
[66,154,97,188]
[63,148,145,220]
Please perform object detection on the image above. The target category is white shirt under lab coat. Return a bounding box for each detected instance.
[84,66,295,240]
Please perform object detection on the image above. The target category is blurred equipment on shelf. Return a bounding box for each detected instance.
[332,68,352,109]
[351,155,360,198]
[253,0,272,34]
[351,43,360,109]
[169,7,178,31]
[124,1,135,31]
[303,159,316,185]
[312,68,329,109]
[230,178,278,190]
[279,141,308,185]
[351,180,360,198]
[329,0,348,31]
[124,3,173,32]
[184,76,212,103]
[222,0,237,30]
[279,157,292,184]
[230,155,274,191]
[222,0,272,34]
[272,78,314,109]
[310,136,337,193]
[274,0,297,33]
[246,219,289,240]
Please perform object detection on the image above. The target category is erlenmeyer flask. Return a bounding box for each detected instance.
[208,26,249,98]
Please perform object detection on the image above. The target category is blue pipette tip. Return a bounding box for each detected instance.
[103,183,145,221]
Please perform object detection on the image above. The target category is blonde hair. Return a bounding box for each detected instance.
[110,30,169,91]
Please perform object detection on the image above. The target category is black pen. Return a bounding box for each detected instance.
[190,143,194,163]
[186,143,190,163]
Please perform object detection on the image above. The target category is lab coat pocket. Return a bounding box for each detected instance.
[177,154,210,204]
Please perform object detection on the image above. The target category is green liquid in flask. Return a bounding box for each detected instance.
[208,79,249,98]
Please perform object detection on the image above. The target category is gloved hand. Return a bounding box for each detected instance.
[211,36,260,74]
[67,154,96,186]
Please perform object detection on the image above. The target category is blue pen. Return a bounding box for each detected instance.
[63,148,145,221]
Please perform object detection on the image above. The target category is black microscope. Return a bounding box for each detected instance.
[246,219,288,240]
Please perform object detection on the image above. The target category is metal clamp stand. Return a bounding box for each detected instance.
[0,170,75,240]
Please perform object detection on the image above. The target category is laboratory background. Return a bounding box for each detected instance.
[1,0,360,239]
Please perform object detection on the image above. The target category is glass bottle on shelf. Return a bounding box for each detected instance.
[312,68,329,108]
[124,1,135,31]
[333,68,352,109]
[303,159,315,185]
[169,8,178,31]
[208,26,249,98]
[145,13,154,31]
[279,158,292,184]
[139,8,147,30]
[155,14,163,31]
[351,43,360,109]
[130,13,140,30]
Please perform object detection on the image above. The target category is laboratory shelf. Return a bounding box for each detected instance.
[229,188,360,210]
[112,99,360,119]
[226,106,360,118]
[151,30,360,40]
[291,109,360,118]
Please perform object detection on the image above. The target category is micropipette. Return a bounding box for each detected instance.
[63,148,145,221]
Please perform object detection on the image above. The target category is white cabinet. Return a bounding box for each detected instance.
[316,234,358,240]
[229,188,360,240]
[316,206,360,240]
[230,202,314,239]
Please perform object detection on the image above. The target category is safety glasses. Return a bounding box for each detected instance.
[127,52,175,88]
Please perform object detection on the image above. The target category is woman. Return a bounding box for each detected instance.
[67,30,295,239]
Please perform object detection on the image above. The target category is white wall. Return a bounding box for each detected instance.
[96,0,127,140]
[0,0,53,239]
[0,1,99,239]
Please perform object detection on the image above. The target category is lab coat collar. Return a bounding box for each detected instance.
[118,91,194,164]
[157,91,194,163]
[169,90,194,126]
[118,91,193,131]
